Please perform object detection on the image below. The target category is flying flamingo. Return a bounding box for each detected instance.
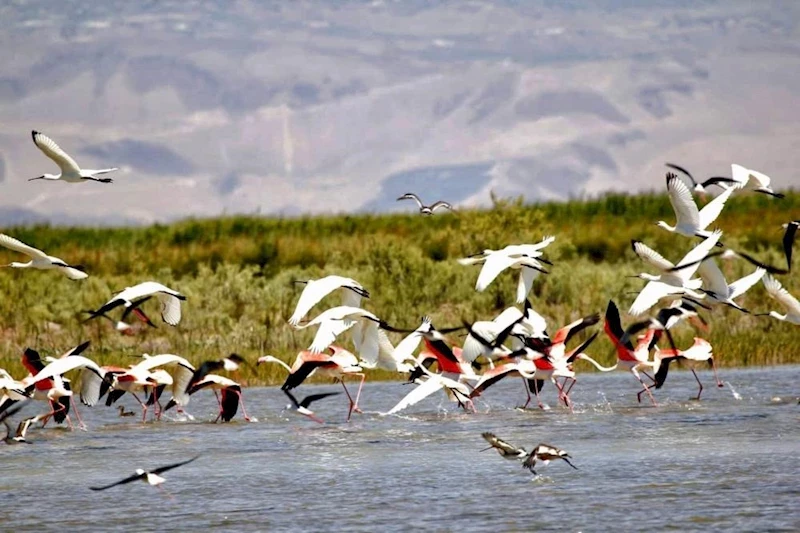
[258,346,365,421]
[85,281,186,327]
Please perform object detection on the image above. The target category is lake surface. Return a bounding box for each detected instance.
[2,366,799,532]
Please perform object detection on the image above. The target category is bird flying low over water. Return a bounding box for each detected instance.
[283,390,341,423]
[396,193,454,215]
[89,456,199,491]
[85,281,186,327]
[0,233,88,280]
[29,130,117,184]
[522,443,578,475]
[481,432,527,459]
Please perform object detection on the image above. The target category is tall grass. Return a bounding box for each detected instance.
[0,190,797,385]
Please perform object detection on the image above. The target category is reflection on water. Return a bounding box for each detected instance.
[3,366,799,531]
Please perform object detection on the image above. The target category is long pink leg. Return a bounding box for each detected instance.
[130,392,148,422]
[351,373,366,414]
[341,380,357,421]
[553,379,573,413]
[235,391,252,422]
[519,378,532,409]
[710,359,723,388]
[534,381,544,409]
[690,368,703,400]
[69,397,87,430]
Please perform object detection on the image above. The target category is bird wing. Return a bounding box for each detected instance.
[29,355,102,386]
[89,472,147,491]
[697,186,735,230]
[673,231,721,280]
[151,455,200,475]
[629,281,680,316]
[32,131,81,174]
[516,265,540,304]
[289,276,362,326]
[631,241,674,272]
[729,164,750,187]
[79,367,105,406]
[461,321,502,362]
[666,173,700,229]
[697,259,729,297]
[157,292,183,326]
[481,432,524,456]
[385,376,445,415]
[475,253,519,291]
[59,265,89,280]
[763,275,800,314]
[308,314,357,354]
[299,391,341,409]
[728,267,766,299]
[398,193,424,209]
[783,221,798,270]
[354,320,381,367]
[430,201,453,212]
[665,162,697,186]
[0,234,49,260]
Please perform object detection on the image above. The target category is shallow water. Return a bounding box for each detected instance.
[3,366,799,532]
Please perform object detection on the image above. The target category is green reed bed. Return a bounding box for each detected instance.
[0,191,797,385]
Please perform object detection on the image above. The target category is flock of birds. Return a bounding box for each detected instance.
[1,130,799,490]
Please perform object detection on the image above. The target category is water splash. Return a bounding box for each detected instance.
[724,381,742,400]
[597,391,614,413]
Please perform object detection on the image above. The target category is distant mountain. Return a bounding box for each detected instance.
[0,0,798,225]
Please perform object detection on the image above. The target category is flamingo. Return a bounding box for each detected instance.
[654,337,722,400]
[166,374,252,422]
[729,164,784,198]
[758,274,800,325]
[657,173,733,241]
[396,193,454,215]
[28,130,117,184]
[288,275,369,326]
[628,232,721,315]
[89,456,199,492]
[602,300,665,405]
[85,281,186,327]
[522,443,578,475]
[258,346,365,421]
[0,233,88,280]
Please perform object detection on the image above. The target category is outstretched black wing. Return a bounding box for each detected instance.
[89,472,147,491]
[152,455,200,475]
[299,392,341,409]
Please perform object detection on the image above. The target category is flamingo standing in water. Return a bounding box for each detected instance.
[258,346,365,421]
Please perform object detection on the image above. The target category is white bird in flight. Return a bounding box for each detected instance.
[727,164,784,198]
[0,233,88,280]
[28,131,117,184]
[288,275,369,326]
[657,173,733,242]
[396,193,454,215]
[86,281,186,327]
[696,259,765,312]
[758,274,800,325]
[628,231,721,316]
